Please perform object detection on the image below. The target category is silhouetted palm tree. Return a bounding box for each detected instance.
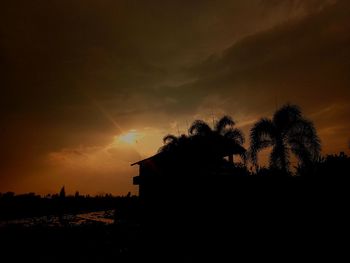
[249,104,321,173]
[188,116,246,164]
[158,134,188,153]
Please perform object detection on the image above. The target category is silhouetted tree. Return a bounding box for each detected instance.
[158,134,188,153]
[298,152,350,178]
[158,116,246,166]
[59,186,66,199]
[249,104,321,173]
[188,116,246,164]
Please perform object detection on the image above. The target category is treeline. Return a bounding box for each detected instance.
[138,104,350,227]
[0,190,138,221]
[158,104,349,177]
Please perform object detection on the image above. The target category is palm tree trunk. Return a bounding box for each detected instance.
[279,145,288,174]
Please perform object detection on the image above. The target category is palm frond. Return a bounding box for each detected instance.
[249,118,276,167]
[249,139,273,167]
[250,118,276,140]
[188,120,212,136]
[288,118,321,162]
[215,115,235,134]
[232,144,247,163]
[273,104,302,132]
[270,144,290,172]
[224,128,245,145]
[289,142,312,167]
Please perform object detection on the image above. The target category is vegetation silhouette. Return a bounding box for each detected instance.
[188,115,246,163]
[298,151,350,178]
[0,190,135,222]
[249,104,321,174]
[130,103,348,261]
[1,104,349,262]
[158,115,246,172]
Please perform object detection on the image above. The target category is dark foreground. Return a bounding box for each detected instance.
[0,214,346,262]
[1,183,348,263]
[0,222,141,262]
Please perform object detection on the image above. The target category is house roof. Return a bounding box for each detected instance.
[131,148,242,167]
[130,152,163,166]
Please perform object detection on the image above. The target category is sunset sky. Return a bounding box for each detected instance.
[1,0,349,195]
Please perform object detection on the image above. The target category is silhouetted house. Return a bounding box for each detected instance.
[131,149,254,231]
[131,152,166,202]
[131,148,247,208]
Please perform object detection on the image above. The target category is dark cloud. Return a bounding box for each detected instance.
[0,0,348,194]
[189,0,349,102]
[178,0,350,154]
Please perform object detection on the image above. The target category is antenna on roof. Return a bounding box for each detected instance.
[186,120,189,135]
[211,109,215,128]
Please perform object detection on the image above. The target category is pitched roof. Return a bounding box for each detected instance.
[130,152,163,166]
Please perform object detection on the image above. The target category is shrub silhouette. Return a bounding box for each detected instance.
[298,152,350,178]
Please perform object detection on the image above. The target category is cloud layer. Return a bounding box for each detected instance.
[1,0,349,194]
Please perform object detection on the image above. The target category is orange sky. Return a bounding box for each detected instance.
[1,0,349,195]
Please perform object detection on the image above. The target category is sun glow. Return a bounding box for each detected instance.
[117,130,140,145]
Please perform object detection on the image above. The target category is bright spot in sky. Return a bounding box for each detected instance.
[117,130,140,145]
[112,127,163,157]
